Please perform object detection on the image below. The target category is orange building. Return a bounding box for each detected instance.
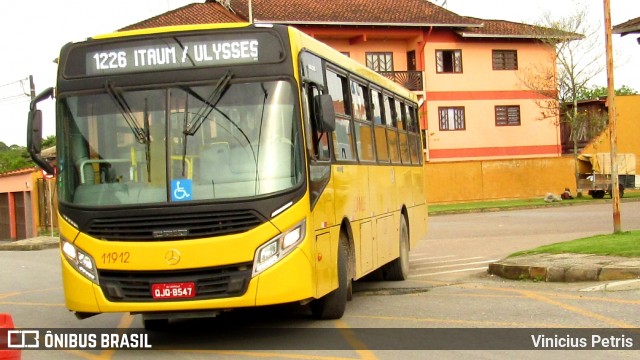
[122,0,564,163]
[0,168,39,240]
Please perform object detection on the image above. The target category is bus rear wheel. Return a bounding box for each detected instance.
[383,215,410,281]
[310,234,348,319]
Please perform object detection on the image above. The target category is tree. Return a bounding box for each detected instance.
[519,3,605,192]
[577,84,638,100]
[0,136,55,173]
[42,135,56,148]
[0,145,33,173]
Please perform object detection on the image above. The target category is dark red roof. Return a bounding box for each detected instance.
[121,0,565,40]
[122,0,481,31]
[457,18,581,40]
[613,17,640,35]
[121,2,245,30]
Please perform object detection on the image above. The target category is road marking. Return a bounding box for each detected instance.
[175,350,359,359]
[519,290,637,328]
[65,314,135,360]
[0,301,64,307]
[410,267,488,277]
[349,314,563,328]
[579,279,640,292]
[412,259,498,270]
[411,256,485,264]
[455,284,640,328]
[335,319,379,360]
[409,254,457,261]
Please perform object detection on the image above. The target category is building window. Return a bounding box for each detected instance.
[438,107,465,131]
[493,50,518,70]
[436,49,462,73]
[366,52,393,72]
[495,106,521,126]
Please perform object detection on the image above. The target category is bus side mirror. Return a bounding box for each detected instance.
[27,87,55,175]
[27,109,44,154]
[314,94,335,133]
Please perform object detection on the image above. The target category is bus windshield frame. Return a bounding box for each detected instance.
[57,78,304,207]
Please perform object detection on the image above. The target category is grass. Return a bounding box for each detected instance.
[428,189,640,215]
[509,231,640,258]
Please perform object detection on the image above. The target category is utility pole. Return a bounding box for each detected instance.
[603,0,621,233]
[29,75,35,100]
[30,74,55,237]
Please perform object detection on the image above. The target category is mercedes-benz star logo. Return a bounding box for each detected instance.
[165,249,181,265]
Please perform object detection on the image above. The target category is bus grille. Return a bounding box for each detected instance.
[86,210,264,241]
[98,263,252,302]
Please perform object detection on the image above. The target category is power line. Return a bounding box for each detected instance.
[0,77,29,89]
[0,94,29,105]
[0,77,31,104]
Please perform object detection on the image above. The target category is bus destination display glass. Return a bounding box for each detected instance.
[64,31,284,77]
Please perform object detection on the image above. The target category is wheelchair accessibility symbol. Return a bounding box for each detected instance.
[171,179,192,202]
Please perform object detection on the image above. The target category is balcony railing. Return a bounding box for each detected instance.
[378,71,423,91]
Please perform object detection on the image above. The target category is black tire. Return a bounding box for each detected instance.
[383,215,410,281]
[592,190,605,199]
[310,234,348,319]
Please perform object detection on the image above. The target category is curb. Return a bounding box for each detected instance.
[0,237,59,251]
[488,254,640,282]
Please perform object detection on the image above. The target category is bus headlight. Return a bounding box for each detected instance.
[253,220,306,277]
[62,240,99,284]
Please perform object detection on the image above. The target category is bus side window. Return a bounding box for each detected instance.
[371,89,389,163]
[351,81,375,162]
[398,102,411,164]
[326,70,355,161]
[371,89,383,125]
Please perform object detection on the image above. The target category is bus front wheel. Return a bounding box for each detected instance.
[310,234,348,319]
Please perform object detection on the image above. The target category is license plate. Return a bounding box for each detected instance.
[151,282,196,299]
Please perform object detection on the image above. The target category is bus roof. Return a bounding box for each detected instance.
[286,27,418,103]
[86,22,418,103]
[91,22,254,40]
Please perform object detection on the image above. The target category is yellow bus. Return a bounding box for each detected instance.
[27,23,427,329]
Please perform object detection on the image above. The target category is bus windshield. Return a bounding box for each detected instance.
[58,80,303,206]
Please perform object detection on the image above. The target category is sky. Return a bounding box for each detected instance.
[0,0,638,147]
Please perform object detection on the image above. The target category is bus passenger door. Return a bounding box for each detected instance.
[302,80,337,297]
[370,128,398,267]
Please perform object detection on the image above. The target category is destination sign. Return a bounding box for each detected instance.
[64,31,284,77]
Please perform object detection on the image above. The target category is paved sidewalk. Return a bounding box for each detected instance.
[0,236,59,251]
[489,253,640,282]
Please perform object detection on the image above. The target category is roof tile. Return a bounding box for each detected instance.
[458,18,580,39]
[122,0,566,40]
[123,0,482,31]
[0,167,36,178]
[612,16,640,35]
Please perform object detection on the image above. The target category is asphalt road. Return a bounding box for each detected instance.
[410,201,640,282]
[1,201,640,359]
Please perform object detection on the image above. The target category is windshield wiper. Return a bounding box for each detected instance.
[105,81,151,181]
[105,81,148,144]
[183,70,233,136]
[177,71,233,179]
